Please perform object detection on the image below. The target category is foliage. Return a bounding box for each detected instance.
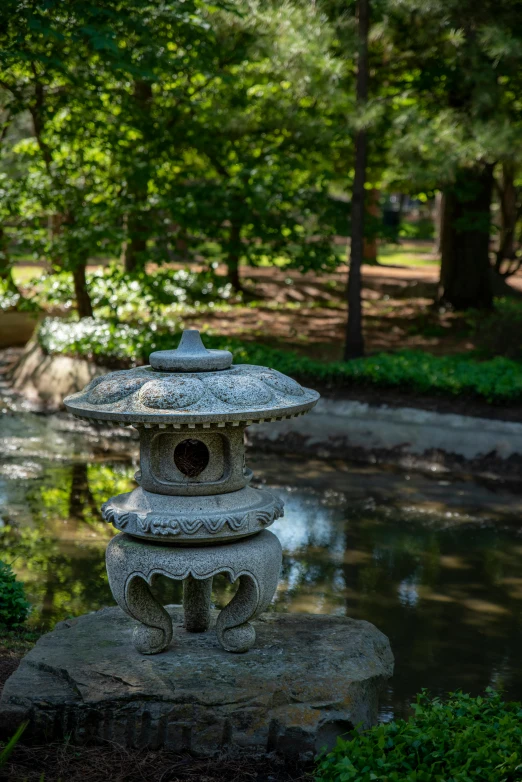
[0,721,28,769]
[30,264,234,319]
[0,277,23,312]
[399,220,435,241]
[0,561,31,629]
[3,0,522,321]
[38,317,522,403]
[0,277,40,313]
[315,689,522,782]
[0,0,350,313]
[470,298,522,360]
[163,1,350,286]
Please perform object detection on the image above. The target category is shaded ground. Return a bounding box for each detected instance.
[1,742,312,782]
[13,243,522,362]
[10,246,478,362]
[187,263,472,361]
[9,251,522,420]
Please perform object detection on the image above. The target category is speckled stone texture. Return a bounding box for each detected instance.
[0,607,393,758]
[106,531,283,653]
[101,486,284,541]
[149,329,233,372]
[63,357,319,426]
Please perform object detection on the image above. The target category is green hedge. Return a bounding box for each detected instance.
[38,317,522,404]
[315,690,522,782]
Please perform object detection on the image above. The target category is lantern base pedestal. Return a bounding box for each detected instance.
[106,530,282,654]
[0,607,393,758]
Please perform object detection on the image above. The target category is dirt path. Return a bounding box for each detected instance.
[183,263,473,360]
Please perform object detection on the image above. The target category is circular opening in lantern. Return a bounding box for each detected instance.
[174,439,210,478]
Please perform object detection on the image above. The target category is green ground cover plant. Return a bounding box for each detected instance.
[28,265,234,318]
[38,317,522,404]
[315,690,522,782]
[0,562,31,630]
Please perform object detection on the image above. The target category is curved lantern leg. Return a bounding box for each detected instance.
[106,531,282,655]
[106,556,173,655]
[126,575,173,654]
[216,539,282,653]
[216,574,261,653]
[183,575,213,633]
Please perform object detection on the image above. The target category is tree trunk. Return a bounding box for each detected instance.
[123,80,153,273]
[363,187,379,262]
[124,223,148,274]
[226,220,243,293]
[434,191,444,254]
[73,259,93,318]
[495,162,519,275]
[344,0,369,360]
[439,165,494,310]
[0,226,18,294]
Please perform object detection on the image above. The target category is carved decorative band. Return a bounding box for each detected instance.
[101,496,284,537]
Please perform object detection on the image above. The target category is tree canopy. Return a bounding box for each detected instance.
[2,0,522,332]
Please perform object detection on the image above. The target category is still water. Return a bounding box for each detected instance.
[1,409,522,720]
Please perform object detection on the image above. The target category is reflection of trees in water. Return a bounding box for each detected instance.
[68,463,99,527]
[4,458,522,716]
[267,498,522,718]
[340,517,522,719]
[3,461,135,629]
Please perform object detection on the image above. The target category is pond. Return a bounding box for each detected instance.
[1,408,522,720]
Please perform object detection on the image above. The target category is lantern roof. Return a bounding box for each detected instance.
[64,330,319,427]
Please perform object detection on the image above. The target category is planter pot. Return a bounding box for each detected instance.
[0,310,40,348]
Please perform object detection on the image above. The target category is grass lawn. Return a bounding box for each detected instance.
[377,241,440,267]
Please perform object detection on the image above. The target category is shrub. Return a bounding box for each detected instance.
[0,562,31,629]
[471,298,522,359]
[38,317,522,404]
[315,690,522,782]
[0,278,39,313]
[398,218,435,240]
[31,263,234,319]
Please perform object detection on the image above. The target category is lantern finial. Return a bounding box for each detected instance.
[149,329,233,372]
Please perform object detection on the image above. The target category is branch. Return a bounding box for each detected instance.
[0,109,13,145]
[204,151,231,179]
[28,62,53,174]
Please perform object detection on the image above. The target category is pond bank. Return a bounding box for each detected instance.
[4,342,522,482]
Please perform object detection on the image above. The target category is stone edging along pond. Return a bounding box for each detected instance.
[8,342,522,479]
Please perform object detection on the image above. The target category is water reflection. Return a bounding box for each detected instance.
[1,411,522,719]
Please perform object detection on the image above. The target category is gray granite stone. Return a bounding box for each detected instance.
[63,331,319,426]
[0,607,393,758]
[101,486,284,541]
[149,329,233,372]
[106,531,283,653]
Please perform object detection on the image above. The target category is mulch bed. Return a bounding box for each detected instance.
[1,743,313,782]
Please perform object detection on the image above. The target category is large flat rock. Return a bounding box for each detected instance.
[0,606,393,758]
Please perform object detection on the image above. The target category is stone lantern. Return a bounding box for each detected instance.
[64,330,319,655]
